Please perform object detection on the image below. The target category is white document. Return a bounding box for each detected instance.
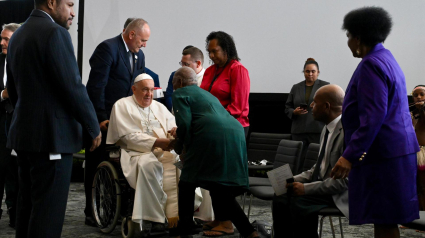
[267,164,294,196]
[49,153,61,160]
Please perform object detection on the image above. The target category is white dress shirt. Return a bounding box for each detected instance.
[319,115,342,178]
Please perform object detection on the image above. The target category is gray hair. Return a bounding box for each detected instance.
[174,67,198,86]
[124,18,148,34]
[2,23,21,33]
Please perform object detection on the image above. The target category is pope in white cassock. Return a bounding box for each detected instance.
[106,73,213,230]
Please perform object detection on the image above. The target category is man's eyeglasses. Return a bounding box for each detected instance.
[179,61,192,67]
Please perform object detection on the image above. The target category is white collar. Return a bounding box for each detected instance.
[326,115,341,134]
[38,10,55,22]
[121,33,130,53]
[196,67,205,77]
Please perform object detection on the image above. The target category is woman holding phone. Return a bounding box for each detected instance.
[284,58,329,172]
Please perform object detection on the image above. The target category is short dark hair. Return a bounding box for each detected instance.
[182,45,193,53]
[123,18,135,29]
[183,47,204,65]
[342,6,392,47]
[206,31,240,61]
[303,57,319,71]
[34,0,62,7]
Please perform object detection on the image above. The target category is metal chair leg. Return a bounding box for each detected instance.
[242,192,246,213]
[319,216,325,238]
[329,216,336,238]
[339,217,344,238]
[247,194,253,219]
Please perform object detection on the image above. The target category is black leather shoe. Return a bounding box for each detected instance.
[7,207,16,228]
[85,216,97,227]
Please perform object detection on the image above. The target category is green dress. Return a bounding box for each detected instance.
[172,85,249,191]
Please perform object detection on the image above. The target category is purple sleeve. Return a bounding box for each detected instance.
[342,59,388,163]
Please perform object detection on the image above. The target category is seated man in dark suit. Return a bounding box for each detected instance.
[272,84,348,238]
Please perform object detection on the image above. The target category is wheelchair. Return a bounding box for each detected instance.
[90,145,168,237]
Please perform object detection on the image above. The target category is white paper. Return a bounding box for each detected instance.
[49,153,61,160]
[267,164,293,196]
[11,149,17,156]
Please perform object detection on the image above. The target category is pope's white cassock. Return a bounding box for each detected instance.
[106,79,214,230]
[107,93,182,227]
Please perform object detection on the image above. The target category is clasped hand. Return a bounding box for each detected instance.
[293,107,308,116]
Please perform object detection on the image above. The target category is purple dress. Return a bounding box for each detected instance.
[342,43,420,225]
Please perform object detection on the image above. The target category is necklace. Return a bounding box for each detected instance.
[133,95,153,135]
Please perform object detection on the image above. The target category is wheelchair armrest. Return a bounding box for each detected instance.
[105,145,121,152]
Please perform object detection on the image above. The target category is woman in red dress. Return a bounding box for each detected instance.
[201,31,250,137]
[200,31,251,237]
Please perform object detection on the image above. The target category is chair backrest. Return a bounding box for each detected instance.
[301,143,320,173]
[247,133,292,163]
[273,139,303,172]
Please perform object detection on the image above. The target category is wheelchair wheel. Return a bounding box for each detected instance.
[92,161,121,233]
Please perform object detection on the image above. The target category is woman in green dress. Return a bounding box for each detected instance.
[172,67,258,238]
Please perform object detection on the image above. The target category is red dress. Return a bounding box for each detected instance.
[200,60,250,127]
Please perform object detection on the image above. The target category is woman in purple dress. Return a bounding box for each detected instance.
[331,7,420,238]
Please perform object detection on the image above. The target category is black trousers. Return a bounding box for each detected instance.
[272,194,334,238]
[0,112,18,210]
[178,180,255,237]
[15,151,73,238]
[83,132,107,217]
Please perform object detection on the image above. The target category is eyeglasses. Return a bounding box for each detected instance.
[179,61,192,67]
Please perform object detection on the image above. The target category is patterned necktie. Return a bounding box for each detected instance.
[312,128,329,181]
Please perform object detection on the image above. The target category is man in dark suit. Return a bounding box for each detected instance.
[0,22,20,228]
[273,85,348,238]
[84,18,150,225]
[123,18,159,87]
[6,0,101,237]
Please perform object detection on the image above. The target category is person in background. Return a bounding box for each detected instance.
[172,67,258,238]
[201,31,250,137]
[410,85,425,210]
[0,22,20,229]
[273,85,348,238]
[165,45,204,111]
[84,18,150,226]
[6,0,101,236]
[332,6,419,238]
[285,58,329,173]
[123,18,159,87]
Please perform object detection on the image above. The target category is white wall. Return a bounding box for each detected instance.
[82,0,425,93]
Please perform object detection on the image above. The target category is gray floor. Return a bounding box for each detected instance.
[1,182,425,237]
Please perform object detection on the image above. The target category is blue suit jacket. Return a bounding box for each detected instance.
[342,43,419,166]
[145,67,160,88]
[86,34,146,123]
[165,71,176,111]
[6,10,100,153]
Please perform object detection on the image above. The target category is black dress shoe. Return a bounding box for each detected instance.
[7,207,16,228]
[85,216,97,227]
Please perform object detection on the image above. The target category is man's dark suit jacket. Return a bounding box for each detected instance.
[86,34,146,123]
[0,54,13,114]
[145,67,160,88]
[6,10,100,153]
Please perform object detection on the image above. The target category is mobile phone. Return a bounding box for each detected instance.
[299,103,308,110]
